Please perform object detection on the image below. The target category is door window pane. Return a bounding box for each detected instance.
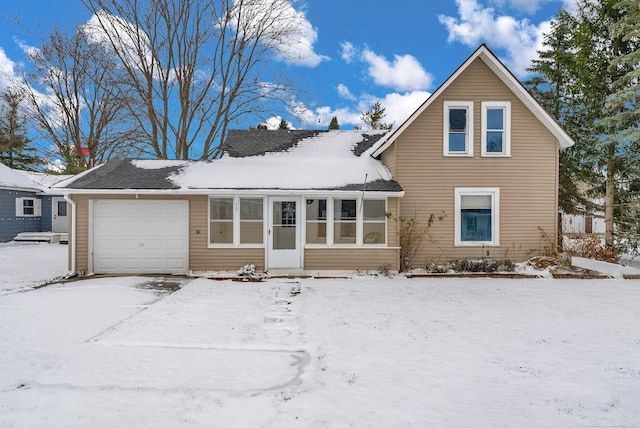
[273,201,296,249]
[57,200,68,217]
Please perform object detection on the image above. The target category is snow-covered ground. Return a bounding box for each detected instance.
[1,243,639,427]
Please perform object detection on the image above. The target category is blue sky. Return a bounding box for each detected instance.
[0,0,577,132]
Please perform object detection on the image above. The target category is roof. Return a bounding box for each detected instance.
[58,130,403,194]
[0,163,40,191]
[222,129,386,158]
[370,44,576,158]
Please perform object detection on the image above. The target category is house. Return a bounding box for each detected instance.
[0,163,71,242]
[55,44,574,275]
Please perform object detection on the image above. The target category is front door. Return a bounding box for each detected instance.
[52,197,68,233]
[267,197,301,269]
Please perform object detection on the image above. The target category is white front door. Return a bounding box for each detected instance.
[52,197,68,233]
[267,197,301,269]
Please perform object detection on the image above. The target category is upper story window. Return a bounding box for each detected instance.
[481,102,511,157]
[15,197,41,217]
[443,101,474,156]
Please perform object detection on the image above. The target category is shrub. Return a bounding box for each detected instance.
[563,235,620,263]
[448,258,515,273]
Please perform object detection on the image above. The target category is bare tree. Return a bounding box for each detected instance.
[80,0,305,159]
[20,28,141,173]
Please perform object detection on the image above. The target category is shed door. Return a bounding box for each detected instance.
[52,197,69,233]
[92,200,189,274]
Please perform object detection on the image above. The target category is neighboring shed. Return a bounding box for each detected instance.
[0,163,71,242]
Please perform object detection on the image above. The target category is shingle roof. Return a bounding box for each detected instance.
[222,129,387,158]
[59,130,403,194]
[223,130,327,157]
[65,158,184,189]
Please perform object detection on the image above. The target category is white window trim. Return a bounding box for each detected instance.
[362,198,388,246]
[15,197,42,217]
[481,101,511,157]
[443,101,474,157]
[454,188,500,247]
[303,197,388,249]
[208,196,266,248]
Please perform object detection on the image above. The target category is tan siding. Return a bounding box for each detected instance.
[305,248,399,271]
[72,194,268,273]
[70,194,266,273]
[380,143,396,176]
[393,58,559,264]
[189,196,265,271]
[71,193,404,273]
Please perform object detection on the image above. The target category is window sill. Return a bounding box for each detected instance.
[444,153,474,157]
[454,242,499,247]
[481,153,511,158]
[207,244,265,249]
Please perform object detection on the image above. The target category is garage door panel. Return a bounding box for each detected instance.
[92,200,189,274]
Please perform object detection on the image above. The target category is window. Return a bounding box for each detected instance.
[333,199,357,244]
[454,188,499,246]
[209,197,265,246]
[209,198,233,244]
[305,199,327,244]
[481,102,511,156]
[240,199,263,244]
[363,200,386,245]
[444,101,473,156]
[15,197,41,217]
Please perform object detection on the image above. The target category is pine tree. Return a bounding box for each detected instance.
[278,118,290,130]
[328,116,340,130]
[0,88,40,171]
[361,102,393,130]
[527,0,639,247]
[601,0,640,247]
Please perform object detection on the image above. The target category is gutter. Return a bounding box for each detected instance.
[64,194,76,275]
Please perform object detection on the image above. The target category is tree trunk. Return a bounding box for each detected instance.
[605,152,615,246]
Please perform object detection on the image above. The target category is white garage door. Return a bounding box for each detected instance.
[92,200,189,274]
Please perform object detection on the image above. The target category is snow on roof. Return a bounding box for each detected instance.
[132,159,190,169]
[171,130,393,190]
[0,163,41,191]
[17,170,73,192]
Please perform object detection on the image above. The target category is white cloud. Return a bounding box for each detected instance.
[337,84,356,101]
[232,0,327,67]
[438,0,551,76]
[13,38,40,59]
[361,49,433,92]
[0,48,17,90]
[291,91,430,130]
[83,11,156,75]
[340,41,355,64]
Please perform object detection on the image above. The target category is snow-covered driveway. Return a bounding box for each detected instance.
[0,243,639,426]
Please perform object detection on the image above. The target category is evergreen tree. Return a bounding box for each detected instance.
[328,116,340,130]
[278,118,290,130]
[0,88,40,171]
[361,102,393,130]
[527,0,639,246]
[602,0,640,247]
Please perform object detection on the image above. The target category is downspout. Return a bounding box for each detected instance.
[64,194,76,276]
